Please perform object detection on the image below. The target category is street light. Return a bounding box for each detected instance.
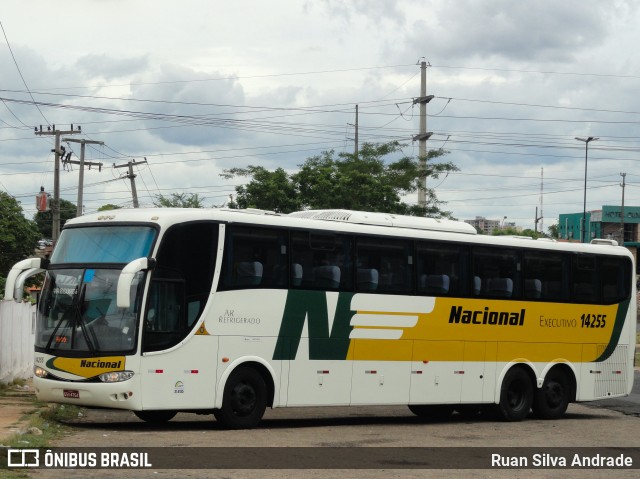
[575,136,599,242]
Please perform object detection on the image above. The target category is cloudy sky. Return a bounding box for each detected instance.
[2,0,640,233]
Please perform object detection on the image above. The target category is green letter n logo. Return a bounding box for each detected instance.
[273,290,354,360]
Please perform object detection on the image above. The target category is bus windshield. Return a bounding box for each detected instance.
[37,225,156,355]
[50,225,156,264]
[36,268,144,354]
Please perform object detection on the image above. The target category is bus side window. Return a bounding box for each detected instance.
[600,256,631,304]
[221,226,288,289]
[143,222,218,353]
[523,250,569,302]
[572,255,598,303]
[356,236,412,294]
[416,242,467,297]
[291,231,353,291]
[472,247,520,299]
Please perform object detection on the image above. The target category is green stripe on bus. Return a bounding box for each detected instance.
[594,298,630,362]
[273,290,355,360]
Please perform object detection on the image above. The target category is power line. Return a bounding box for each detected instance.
[0,20,48,125]
[431,64,640,80]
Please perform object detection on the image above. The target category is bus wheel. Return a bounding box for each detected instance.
[408,404,454,419]
[133,410,177,423]
[497,367,533,421]
[214,366,267,429]
[533,368,570,419]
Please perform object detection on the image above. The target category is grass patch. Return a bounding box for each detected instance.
[1,392,82,477]
[0,469,31,479]
[1,384,83,477]
[3,403,82,449]
[0,379,27,397]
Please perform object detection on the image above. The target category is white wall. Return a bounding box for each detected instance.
[0,300,36,384]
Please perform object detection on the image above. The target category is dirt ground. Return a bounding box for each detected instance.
[0,381,38,444]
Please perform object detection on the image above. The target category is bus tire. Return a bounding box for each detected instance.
[133,410,177,423]
[533,368,570,419]
[214,366,267,429]
[497,367,533,421]
[408,404,454,419]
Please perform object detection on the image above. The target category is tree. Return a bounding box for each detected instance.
[153,193,205,208]
[222,166,302,213]
[222,141,458,217]
[492,227,545,239]
[547,224,559,239]
[98,204,122,211]
[0,192,40,297]
[34,198,77,238]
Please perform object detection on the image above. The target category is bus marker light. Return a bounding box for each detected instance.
[222,357,230,363]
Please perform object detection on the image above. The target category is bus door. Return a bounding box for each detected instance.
[138,222,219,411]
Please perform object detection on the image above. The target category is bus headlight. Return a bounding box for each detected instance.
[99,371,134,383]
[34,366,48,378]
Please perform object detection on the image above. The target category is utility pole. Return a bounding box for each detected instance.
[114,158,147,208]
[575,136,598,242]
[534,207,543,235]
[354,104,359,159]
[413,60,434,210]
[540,168,544,234]
[34,124,81,242]
[62,138,104,216]
[620,172,626,243]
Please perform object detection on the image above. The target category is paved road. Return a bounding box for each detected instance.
[20,400,640,479]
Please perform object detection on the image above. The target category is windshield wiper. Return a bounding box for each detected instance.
[74,283,99,356]
[44,282,99,356]
[44,281,79,353]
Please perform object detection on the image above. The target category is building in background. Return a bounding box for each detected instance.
[558,205,640,271]
[464,216,517,234]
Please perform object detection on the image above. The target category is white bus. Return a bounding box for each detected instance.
[5,208,636,429]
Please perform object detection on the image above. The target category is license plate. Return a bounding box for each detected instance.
[63,389,80,399]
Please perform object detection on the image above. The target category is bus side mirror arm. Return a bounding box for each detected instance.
[117,257,156,309]
[4,258,48,302]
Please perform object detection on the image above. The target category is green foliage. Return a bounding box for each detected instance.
[491,226,521,236]
[153,192,205,208]
[492,227,546,239]
[224,166,302,213]
[97,204,122,211]
[0,192,40,284]
[33,198,77,238]
[3,402,82,449]
[547,223,559,238]
[222,141,458,217]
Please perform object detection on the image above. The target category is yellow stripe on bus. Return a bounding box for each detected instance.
[348,297,620,363]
